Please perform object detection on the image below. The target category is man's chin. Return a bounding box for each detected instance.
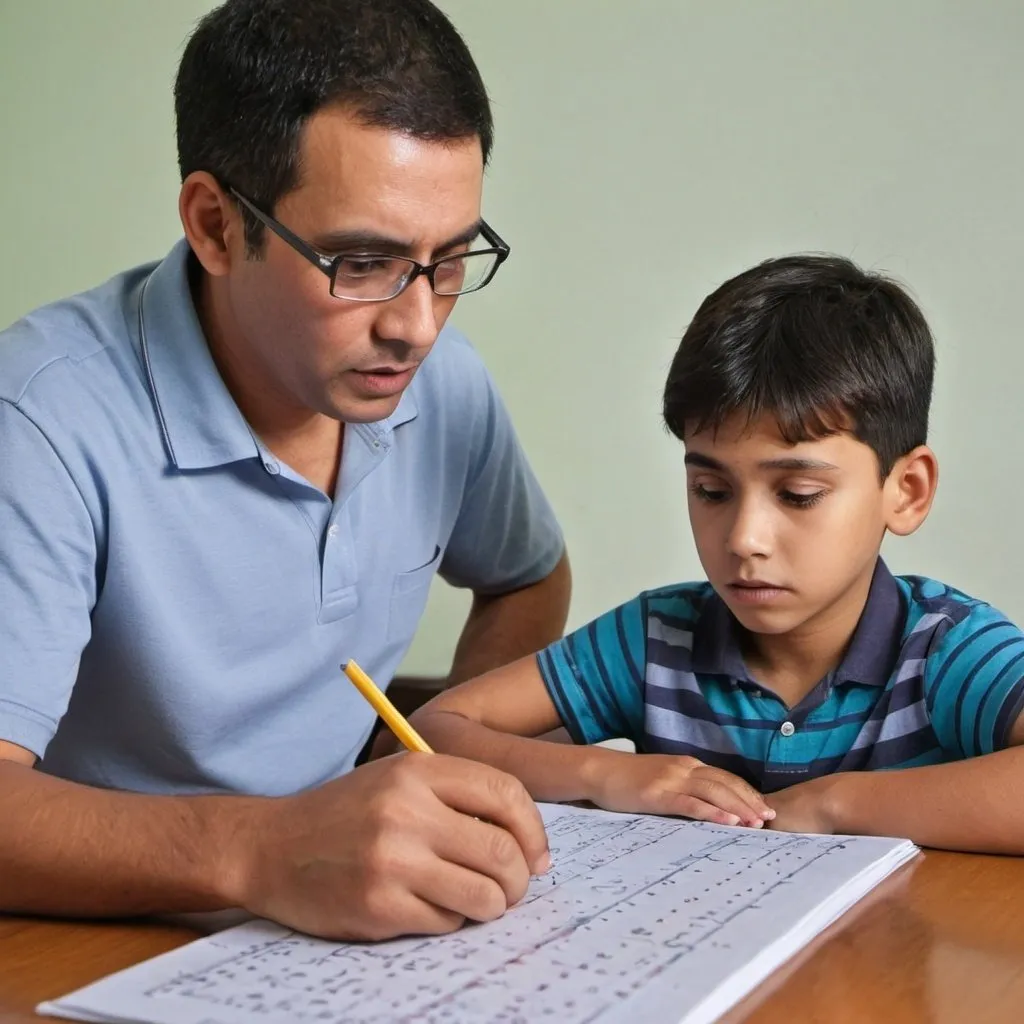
[321,386,407,425]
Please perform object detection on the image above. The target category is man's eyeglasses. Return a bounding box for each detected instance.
[229,189,510,303]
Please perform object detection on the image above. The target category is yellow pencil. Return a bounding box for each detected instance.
[342,659,435,754]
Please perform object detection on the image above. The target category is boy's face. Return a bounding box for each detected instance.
[684,414,921,638]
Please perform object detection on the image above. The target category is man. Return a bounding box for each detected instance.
[0,0,569,940]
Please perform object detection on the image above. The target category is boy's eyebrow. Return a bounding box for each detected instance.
[684,453,726,470]
[683,453,839,472]
[758,457,839,471]
[310,220,484,257]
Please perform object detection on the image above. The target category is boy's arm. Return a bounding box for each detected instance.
[769,714,1024,853]
[410,656,774,827]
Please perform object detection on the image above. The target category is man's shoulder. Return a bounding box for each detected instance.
[0,263,152,410]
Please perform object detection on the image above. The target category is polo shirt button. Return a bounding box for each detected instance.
[780,721,796,737]
[263,460,280,475]
[327,524,338,538]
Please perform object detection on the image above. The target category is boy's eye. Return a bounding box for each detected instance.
[691,482,730,504]
[779,489,827,509]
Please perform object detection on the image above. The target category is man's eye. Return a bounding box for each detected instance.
[337,257,394,278]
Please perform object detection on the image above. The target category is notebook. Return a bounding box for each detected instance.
[38,803,918,1024]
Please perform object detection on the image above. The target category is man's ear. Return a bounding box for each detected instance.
[178,171,243,278]
[884,445,939,537]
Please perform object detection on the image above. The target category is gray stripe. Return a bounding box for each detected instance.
[645,704,738,755]
[646,618,694,649]
[877,698,931,744]
[646,662,703,694]
[849,698,930,751]
[910,612,950,635]
[895,657,926,683]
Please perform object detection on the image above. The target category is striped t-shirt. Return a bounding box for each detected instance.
[537,561,1024,792]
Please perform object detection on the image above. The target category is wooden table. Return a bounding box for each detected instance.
[2,849,1023,1023]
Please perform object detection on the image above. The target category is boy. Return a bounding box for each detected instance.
[406,254,1024,853]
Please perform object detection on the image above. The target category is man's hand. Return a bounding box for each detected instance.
[766,775,840,835]
[590,753,775,828]
[228,753,551,941]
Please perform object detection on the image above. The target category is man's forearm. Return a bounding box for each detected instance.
[0,760,257,917]
[448,552,571,684]
[824,746,1024,853]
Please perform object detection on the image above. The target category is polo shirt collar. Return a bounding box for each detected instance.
[139,239,261,470]
[691,559,903,688]
[139,239,420,472]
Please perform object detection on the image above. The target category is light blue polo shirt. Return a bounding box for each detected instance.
[0,240,563,796]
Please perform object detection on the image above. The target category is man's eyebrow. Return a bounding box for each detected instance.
[310,220,483,257]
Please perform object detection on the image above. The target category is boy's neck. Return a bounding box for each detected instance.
[739,568,876,709]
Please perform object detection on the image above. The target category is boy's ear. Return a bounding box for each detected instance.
[884,445,939,537]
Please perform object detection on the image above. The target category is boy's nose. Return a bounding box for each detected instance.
[726,502,773,560]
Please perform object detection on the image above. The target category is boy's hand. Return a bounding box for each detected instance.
[590,753,775,828]
[766,776,840,835]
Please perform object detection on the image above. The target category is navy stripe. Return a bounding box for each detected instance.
[615,604,644,693]
[860,725,940,768]
[647,636,695,672]
[946,622,1008,756]
[645,685,719,722]
[993,676,1024,749]
[536,649,587,743]
[582,621,624,737]
[867,673,926,719]
[965,640,1024,754]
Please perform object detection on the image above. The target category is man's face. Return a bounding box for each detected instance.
[684,414,892,638]
[225,106,484,424]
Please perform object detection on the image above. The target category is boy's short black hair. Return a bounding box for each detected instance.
[174,0,491,250]
[662,254,935,477]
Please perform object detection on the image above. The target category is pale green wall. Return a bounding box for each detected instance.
[3,2,1024,676]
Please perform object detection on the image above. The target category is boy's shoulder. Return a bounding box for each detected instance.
[631,580,718,633]
[892,573,1023,677]
[894,573,1003,638]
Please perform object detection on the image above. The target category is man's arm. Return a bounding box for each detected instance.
[769,714,1024,853]
[448,551,571,684]
[0,739,550,938]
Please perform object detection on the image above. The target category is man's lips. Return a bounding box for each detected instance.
[347,365,418,396]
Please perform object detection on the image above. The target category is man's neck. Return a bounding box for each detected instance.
[193,269,344,497]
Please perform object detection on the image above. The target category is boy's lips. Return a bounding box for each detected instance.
[726,580,792,604]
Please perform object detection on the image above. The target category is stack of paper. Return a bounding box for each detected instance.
[39,803,918,1024]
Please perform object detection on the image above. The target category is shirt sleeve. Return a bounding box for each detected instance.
[0,399,96,757]
[438,344,564,594]
[923,601,1024,758]
[535,595,647,745]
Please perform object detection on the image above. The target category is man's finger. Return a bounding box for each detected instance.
[429,808,533,908]
[424,755,552,875]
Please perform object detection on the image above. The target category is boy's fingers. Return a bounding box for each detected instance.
[701,768,774,819]
[685,777,767,826]
[660,793,745,827]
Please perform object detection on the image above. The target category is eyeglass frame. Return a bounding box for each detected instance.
[228,187,510,302]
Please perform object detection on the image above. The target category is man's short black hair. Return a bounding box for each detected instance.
[663,254,935,477]
[174,0,491,249]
